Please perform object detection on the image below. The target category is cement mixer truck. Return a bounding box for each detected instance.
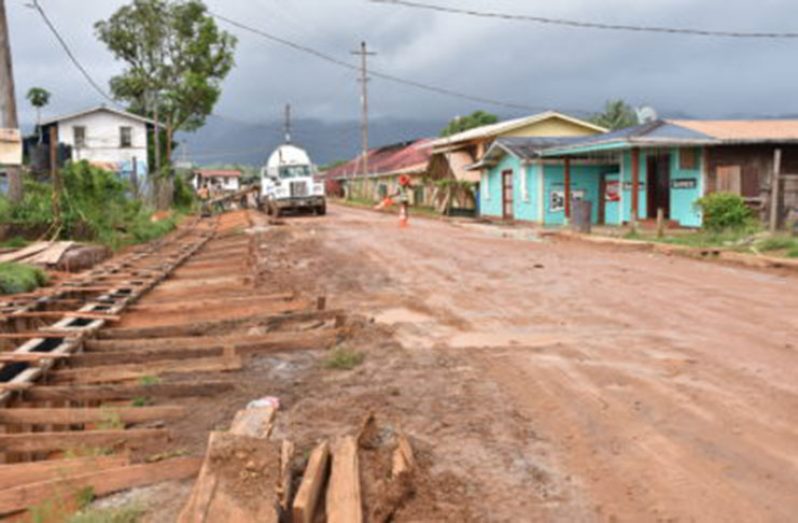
[259,143,326,217]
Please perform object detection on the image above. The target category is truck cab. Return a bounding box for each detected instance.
[260,144,326,216]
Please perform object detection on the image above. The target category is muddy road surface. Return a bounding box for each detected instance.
[284,203,798,522]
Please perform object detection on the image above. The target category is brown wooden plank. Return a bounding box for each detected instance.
[278,440,295,513]
[0,406,186,425]
[0,456,201,515]
[0,311,120,322]
[23,381,235,402]
[97,309,343,340]
[0,352,70,363]
[83,329,337,354]
[0,428,169,453]
[0,455,129,489]
[229,406,276,438]
[326,436,363,523]
[177,432,281,523]
[391,433,415,478]
[292,440,330,523]
[0,382,33,392]
[49,356,243,385]
[0,332,75,340]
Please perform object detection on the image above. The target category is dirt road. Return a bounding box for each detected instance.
[293,203,798,522]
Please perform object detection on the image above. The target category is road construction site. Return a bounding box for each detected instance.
[0,204,796,522]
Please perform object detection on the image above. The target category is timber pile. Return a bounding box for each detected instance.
[0,240,112,271]
[179,409,418,523]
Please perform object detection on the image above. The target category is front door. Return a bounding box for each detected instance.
[502,170,514,220]
[647,154,671,219]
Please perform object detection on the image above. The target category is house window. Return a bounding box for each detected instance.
[680,148,698,170]
[378,184,388,198]
[73,126,86,148]
[120,127,133,148]
[716,165,742,194]
[413,186,424,205]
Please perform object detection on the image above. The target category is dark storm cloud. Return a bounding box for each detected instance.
[7,0,798,128]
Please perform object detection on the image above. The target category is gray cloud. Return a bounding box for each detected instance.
[7,0,798,130]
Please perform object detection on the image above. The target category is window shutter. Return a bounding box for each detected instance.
[716,166,742,194]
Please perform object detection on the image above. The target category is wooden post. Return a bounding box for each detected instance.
[656,207,665,238]
[769,148,782,232]
[631,148,640,225]
[49,125,62,231]
[131,156,139,199]
[564,157,572,220]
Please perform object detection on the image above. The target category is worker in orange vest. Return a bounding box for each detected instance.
[375,175,412,227]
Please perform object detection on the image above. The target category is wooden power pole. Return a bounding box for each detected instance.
[351,42,376,181]
[0,0,22,202]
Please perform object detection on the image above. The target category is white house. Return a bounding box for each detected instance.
[192,169,242,193]
[40,105,158,182]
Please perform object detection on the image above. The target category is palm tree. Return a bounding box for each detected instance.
[26,87,51,143]
[590,99,638,131]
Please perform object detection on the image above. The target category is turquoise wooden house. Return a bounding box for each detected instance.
[472,137,611,226]
[474,119,798,228]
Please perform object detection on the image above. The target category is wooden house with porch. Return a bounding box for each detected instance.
[476,119,798,228]
[428,111,607,214]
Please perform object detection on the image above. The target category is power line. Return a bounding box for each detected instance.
[209,10,562,113]
[370,0,798,39]
[27,0,116,104]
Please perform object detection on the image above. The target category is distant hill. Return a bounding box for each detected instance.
[176,116,449,167]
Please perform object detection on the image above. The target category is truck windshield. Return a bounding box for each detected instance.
[278,165,311,178]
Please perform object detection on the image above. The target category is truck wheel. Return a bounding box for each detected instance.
[272,204,282,218]
[316,204,326,216]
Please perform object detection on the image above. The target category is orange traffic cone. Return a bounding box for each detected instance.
[399,205,409,228]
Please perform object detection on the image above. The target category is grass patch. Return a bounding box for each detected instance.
[138,375,161,387]
[97,409,124,430]
[755,236,798,252]
[324,345,365,370]
[130,396,152,407]
[0,236,29,249]
[68,504,144,523]
[0,262,48,294]
[788,246,798,258]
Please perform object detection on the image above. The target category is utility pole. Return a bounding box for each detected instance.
[284,103,292,144]
[351,41,376,182]
[0,0,22,202]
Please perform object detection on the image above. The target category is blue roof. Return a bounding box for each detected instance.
[540,120,716,156]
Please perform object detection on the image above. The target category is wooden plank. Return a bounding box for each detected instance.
[326,436,363,523]
[0,428,170,453]
[0,382,33,392]
[26,241,74,265]
[0,311,120,321]
[177,432,281,523]
[391,433,415,478]
[278,440,295,513]
[0,242,51,264]
[0,455,128,489]
[49,356,243,385]
[0,352,70,363]
[126,293,294,313]
[0,332,76,340]
[0,406,186,425]
[83,329,338,354]
[229,406,276,438]
[98,309,343,340]
[0,456,201,515]
[292,440,330,523]
[23,381,235,402]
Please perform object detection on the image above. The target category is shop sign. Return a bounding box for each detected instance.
[605,180,620,202]
[671,178,697,189]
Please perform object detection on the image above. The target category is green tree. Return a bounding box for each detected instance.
[440,110,498,137]
[95,0,236,208]
[590,99,638,130]
[26,87,50,143]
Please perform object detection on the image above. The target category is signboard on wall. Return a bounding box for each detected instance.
[550,190,585,212]
[622,181,646,190]
[0,129,22,166]
[605,180,620,202]
[671,178,697,189]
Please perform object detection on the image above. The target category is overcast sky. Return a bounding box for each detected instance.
[6,0,798,127]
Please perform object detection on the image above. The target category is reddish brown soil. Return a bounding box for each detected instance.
[97,205,798,522]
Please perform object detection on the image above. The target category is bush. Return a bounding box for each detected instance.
[695,193,755,232]
[755,236,798,252]
[324,346,365,370]
[0,263,48,294]
[172,174,195,211]
[3,161,180,250]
